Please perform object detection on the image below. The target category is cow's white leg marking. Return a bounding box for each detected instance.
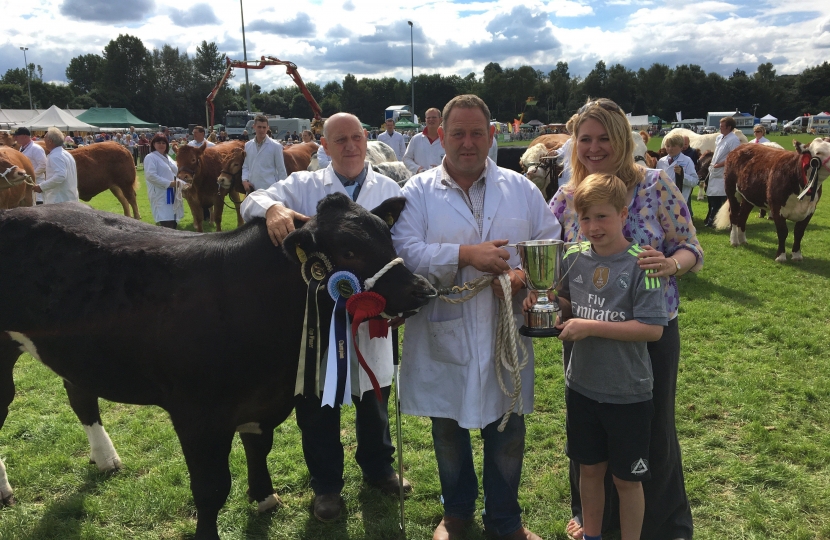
[775,252,787,263]
[83,423,122,471]
[738,229,747,245]
[0,458,13,503]
[791,251,803,261]
[258,493,282,512]
[236,422,262,435]
[7,332,41,361]
[730,225,739,246]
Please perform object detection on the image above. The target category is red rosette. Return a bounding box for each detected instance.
[345,291,388,401]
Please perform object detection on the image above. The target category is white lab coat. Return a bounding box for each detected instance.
[392,160,562,429]
[708,131,741,196]
[402,132,445,174]
[377,130,406,160]
[242,137,288,191]
[143,150,184,223]
[317,144,331,168]
[241,164,402,393]
[488,136,498,163]
[657,152,699,201]
[20,142,47,205]
[41,146,79,204]
[188,139,215,148]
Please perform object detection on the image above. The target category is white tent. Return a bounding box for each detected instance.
[760,114,777,122]
[21,105,99,132]
[627,115,650,128]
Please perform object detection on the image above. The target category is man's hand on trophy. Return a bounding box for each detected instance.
[459,239,511,274]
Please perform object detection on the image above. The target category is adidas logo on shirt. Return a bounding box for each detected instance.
[573,274,583,284]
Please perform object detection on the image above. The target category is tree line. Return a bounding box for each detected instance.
[2,34,829,128]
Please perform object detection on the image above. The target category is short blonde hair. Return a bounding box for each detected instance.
[573,173,628,217]
[664,133,684,148]
[753,125,766,135]
[568,98,644,192]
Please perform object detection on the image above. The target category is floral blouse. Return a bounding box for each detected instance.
[549,168,704,319]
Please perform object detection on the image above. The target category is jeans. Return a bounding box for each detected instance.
[431,414,526,536]
[295,386,395,496]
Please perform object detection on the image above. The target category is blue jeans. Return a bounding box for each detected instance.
[295,386,395,495]
[431,414,526,536]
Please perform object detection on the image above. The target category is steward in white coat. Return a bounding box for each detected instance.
[377,129,406,160]
[392,160,561,429]
[241,164,401,392]
[19,139,47,205]
[41,146,79,204]
[144,149,184,224]
[402,131,445,174]
[242,136,288,191]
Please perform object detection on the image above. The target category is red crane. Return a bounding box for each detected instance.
[205,56,323,132]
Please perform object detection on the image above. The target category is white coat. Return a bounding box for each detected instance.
[242,137,288,191]
[391,161,562,429]
[657,151,698,201]
[241,164,403,393]
[144,150,184,223]
[20,141,47,204]
[377,130,406,160]
[402,132,445,174]
[708,131,741,197]
[41,146,79,204]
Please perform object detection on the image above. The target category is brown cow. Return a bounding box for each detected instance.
[0,148,34,209]
[714,138,830,261]
[0,133,17,149]
[175,140,245,232]
[217,142,318,191]
[70,143,141,219]
[528,133,570,150]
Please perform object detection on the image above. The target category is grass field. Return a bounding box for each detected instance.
[1,145,829,539]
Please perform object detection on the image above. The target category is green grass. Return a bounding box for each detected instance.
[1,168,829,539]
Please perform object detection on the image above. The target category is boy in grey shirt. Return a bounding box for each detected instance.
[529,173,667,540]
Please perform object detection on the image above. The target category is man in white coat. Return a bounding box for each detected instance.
[403,107,445,174]
[377,118,406,160]
[34,127,78,204]
[392,95,559,540]
[705,116,741,227]
[241,115,288,193]
[187,125,215,148]
[13,127,46,205]
[240,113,410,522]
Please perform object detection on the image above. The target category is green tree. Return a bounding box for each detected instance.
[582,61,608,99]
[96,34,156,121]
[66,54,103,95]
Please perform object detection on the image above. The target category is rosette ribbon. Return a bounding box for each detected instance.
[345,292,387,402]
[321,271,362,407]
[294,251,332,398]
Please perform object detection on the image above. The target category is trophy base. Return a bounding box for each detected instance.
[519,325,562,338]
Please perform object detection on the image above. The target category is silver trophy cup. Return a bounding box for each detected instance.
[514,239,580,337]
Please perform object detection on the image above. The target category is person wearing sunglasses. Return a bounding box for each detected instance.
[549,98,703,540]
[751,125,770,144]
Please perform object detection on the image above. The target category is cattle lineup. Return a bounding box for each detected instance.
[1,101,829,540]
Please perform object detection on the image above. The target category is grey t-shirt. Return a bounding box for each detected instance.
[561,241,668,404]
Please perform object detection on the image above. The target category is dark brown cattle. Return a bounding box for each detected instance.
[714,138,830,261]
[0,148,34,209]
[174,141,245,232]
[69,142,141,219]
[696,150,713,201]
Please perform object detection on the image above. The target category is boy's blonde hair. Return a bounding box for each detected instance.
[663,132,684,148]
[573,173,628,216]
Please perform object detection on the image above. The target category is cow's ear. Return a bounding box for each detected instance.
[795,140,805,153]
[283,227,317,265]
[370,197,407,229]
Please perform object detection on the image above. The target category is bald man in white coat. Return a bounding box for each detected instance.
[241,113,410,523]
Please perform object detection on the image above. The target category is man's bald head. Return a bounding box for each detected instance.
[321,113,368,179]
[682,135,690,150]
[323,113,363,140]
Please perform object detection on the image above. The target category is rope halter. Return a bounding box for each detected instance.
[364,257,404,291]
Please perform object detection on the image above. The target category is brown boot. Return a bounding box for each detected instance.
[312,493,342,522]
[433,516,473,540]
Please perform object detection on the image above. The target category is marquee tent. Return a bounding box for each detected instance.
[760,114,777,122]
[76,107,157,129]
[21,105,99,132]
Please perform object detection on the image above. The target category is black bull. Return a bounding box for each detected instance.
[0,194,433,540]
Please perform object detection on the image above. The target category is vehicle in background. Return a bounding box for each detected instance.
[671,119,705,131]
[225,111,257,139]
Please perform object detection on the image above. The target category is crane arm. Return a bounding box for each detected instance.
[205,56,323,129]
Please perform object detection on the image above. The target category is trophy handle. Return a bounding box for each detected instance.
[554,241,587,291]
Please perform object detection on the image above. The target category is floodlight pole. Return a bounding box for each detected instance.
[240,0,251,113]
[20,47,33,110]
[408,21,414,122]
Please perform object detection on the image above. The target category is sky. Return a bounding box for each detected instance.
[3,0,830,92]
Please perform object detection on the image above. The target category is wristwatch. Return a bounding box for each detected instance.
[670,257,681,275]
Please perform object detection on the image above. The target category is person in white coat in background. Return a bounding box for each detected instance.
[392,95,560,540]
[241,115,288,193]
[488,125,499,162]
[13,127,46,205]
[35,127,78,204]
[377,118,406,160]
[403,107,445,174]
[143,133,184,229]
[240,112,411,523]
